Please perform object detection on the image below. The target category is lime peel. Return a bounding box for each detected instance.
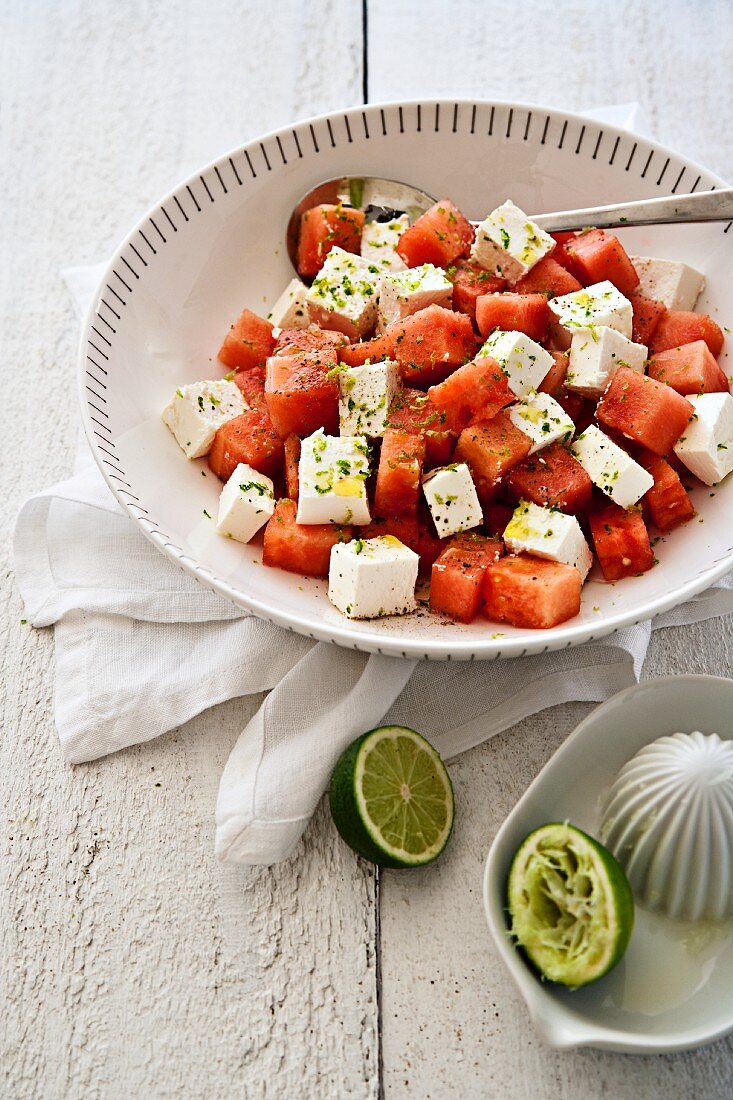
[507,822,634,989]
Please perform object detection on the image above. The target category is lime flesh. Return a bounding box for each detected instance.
[507,822,634,989]
[329,726,454,868]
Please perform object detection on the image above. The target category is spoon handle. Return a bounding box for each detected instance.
[531,188,733,232]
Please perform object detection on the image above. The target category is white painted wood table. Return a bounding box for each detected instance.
[2,2,733,1096]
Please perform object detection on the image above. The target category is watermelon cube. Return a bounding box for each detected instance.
[374,429,425,517]
[639,451,696,532]
[232,366,266,410]
[571,398,597,436]
[589,504,654,581]
[386,388,456,468]
[339,306,478,386]
[596,366,694,455]
[390,305,479,387]
[565,229,639,295]
[397,200,474,268]
[451,530,504,555]
[275,324,349,355]
[218,308,275,371]
[447,258,506,321]
[455,412,533,503]
[629,293,667,346]
[538,351,569,396]
[362,510,447,577]
[208,410,284,481]
[297,203,365,278]
[430,534,504,622]
[514,255,582,297]
[649,311,724,357]
[475,293,551,343]
[538,350,586,421]
[483,555,582,629]
[549,232,577,270]
[483,502,514,536]
[264,352,339,439]
[415,507,450,575]
[507,442,594,514]
[263,499,352,577]
[648,340,730,396]
[338,332,395,367]
[428,357,515,433]
[284,434,301,500]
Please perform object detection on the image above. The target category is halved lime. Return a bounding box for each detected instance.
[329,726,454,868]
[507,822,634,989]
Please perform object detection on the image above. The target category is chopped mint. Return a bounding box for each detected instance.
[348,179,365,209]
[240,481,272,497]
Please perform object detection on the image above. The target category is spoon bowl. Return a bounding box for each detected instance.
[286,176,435,278]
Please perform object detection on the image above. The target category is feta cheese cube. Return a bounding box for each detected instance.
[504,500,593,580]
[338,359,400,438]
[216,463,275,543]
[507,392,575,453]
[470,199,554,283]
[630,255,705,311]
[572,424,653,507]
[305,247,381,340]
[549,280,633,339]
[478,330,554,397]
[162,379,246,459]
[296,429,371,525]
[267,278,309,329]
[566,327,648,398]
[674,392,733,485]
[360,215,409,272]
[328,535,419,619]
[376,263,452,332]
[422,462,482,537]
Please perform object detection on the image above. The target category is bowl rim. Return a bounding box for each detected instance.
[482,673,733,1052]
[78,97,733,661]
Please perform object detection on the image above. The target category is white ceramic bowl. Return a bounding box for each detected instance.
[79,99,733,660]
[483,675,733,1053]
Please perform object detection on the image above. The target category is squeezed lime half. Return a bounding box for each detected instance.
[507,822,634,989]
[329,726,454,868]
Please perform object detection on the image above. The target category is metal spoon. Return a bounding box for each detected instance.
[286,175,733,276]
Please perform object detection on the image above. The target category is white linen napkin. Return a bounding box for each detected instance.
[14,104,733,865]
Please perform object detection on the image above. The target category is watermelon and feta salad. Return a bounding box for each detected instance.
[162,195,733,629]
